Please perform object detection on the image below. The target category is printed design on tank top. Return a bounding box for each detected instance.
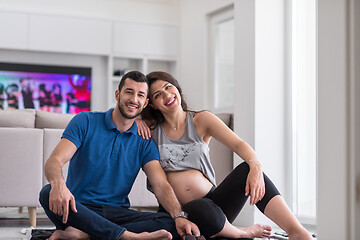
[158,142,200,170]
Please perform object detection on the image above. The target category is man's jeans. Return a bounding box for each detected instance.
[39,184,178,240]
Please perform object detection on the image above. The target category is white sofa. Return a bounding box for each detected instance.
[0,109,234,227]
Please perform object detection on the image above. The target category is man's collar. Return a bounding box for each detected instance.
[127,121,138,135]
[105,108,138,134]
[105,108,116,129]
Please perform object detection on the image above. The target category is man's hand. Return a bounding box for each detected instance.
[49,183,77,224]
[174,217,200,240]
[144,161,201,239]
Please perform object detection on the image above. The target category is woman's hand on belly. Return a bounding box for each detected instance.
[166,169,214,205]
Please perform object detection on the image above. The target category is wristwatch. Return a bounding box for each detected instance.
[173,211,189,220]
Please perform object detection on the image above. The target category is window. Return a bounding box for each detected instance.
[291,0,317,222]
[209,8,234,113]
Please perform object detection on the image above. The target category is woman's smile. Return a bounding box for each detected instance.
[165,96,176,106]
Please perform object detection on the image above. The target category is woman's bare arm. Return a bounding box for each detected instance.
[194,111,265,205]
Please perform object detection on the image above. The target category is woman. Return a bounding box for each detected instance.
[138,71,312,240]
[38,83,52,112]
[51,84,63,113]
[6,83,20,110]
[68,75,91,113]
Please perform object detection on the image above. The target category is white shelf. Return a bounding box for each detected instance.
[112,76,123,82]
[113,22,178,57]
[107,56,177,108]
[147,59,177,75]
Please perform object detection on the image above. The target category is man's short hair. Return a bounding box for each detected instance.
[118,71,149,97]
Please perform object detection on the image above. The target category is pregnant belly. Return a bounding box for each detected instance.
[166,169,214,205]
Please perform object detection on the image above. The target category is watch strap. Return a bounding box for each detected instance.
[173,211,189,220]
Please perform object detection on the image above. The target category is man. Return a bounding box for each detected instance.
[39,71,199,240]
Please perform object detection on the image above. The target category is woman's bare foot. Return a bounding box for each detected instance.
[123,229,172,240]
[47,226,89,240]
[212,219,272,239]
[237,224,272,238]
[288,228,313,240]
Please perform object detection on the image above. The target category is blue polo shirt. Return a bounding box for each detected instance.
[62,108,159,208]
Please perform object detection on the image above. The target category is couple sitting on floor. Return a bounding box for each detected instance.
[39,71,313,240]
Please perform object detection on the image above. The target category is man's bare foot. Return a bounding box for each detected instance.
[123,229,172,240]
[237,224,272,238]
[47,226,89,240]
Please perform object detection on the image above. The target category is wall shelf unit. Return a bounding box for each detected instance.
[107,55,177,107]
[0,10,179,110]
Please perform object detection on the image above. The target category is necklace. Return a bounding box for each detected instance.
[167,112,186,131]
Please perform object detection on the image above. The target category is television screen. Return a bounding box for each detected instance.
[0,62,91,114]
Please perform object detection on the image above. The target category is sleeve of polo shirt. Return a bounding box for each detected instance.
[61,112,88,149]
[141,138,160,167]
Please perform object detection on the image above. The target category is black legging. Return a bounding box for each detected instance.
[181,162,280,238]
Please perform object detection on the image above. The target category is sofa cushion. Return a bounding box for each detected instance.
[0,109,36,128]
[35,110,75,129]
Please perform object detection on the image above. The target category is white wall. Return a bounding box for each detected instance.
[178,0,233,111]
[317,0,348,238]
[253,0,286,225]
[318,0,360,239]
[233,0,287,228]
[233,0,256,227]
[0,0,179,25]
[354,0,360,237]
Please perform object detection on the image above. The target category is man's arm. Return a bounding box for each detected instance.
[44,137,78,224]
[143,160,200,239]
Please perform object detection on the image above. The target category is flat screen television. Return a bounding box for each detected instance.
[0,62,91,114]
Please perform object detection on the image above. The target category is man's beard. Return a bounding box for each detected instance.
[117,100,143,119]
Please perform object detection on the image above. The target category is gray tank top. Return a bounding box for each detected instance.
[152,111,216,186]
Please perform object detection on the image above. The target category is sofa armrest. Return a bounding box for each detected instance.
[0,127,43,207]
[43,128,69,185]
[209,113,234,185]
